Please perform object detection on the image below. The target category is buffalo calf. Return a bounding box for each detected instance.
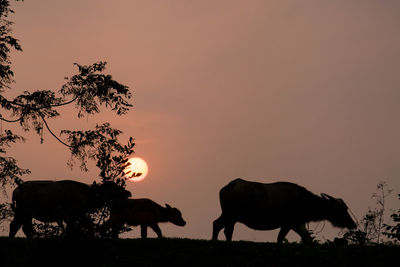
[110,198,186,238]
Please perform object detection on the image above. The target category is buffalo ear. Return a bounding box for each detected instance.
[336,198,346,205]
[165,204,172,209]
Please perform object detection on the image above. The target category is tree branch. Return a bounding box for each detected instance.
[0,114,21,122]
[47,95,78,108]
[4,94,78,111]
[38,112,73,148]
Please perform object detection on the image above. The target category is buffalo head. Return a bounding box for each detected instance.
[165,204,186,226]
[321,193,357,229]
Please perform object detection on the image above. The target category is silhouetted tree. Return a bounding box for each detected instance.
[0,0,135,238]
[0,0,133,186]
[0,0,26,187]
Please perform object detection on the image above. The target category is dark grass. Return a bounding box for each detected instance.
[0,237,399,267]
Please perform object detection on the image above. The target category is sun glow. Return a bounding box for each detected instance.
[124,157,149,182]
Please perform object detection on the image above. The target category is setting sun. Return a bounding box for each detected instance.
[124,157,149,182]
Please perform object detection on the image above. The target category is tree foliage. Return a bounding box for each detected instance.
[0,0,134,188]
[0,129,29,186]
[61,123,135,179]
[0,0,135,238]
[0,61,132,145]
[0,0,22,91]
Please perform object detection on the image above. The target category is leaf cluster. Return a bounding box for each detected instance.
[0,0,22,90]
[384,194,400,242]
[61,62,132,117]
[0,129,29,186]
[0,202,12,224]
[0,62,132,144]
[30,221,64,239]
[61,123,135,183]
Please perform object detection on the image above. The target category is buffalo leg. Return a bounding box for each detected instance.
[140,224,148,238]
[292,224,312,243]
[79,215,94,238]
[111,227,119,239]
[223,221,235,241]
[57,221,66,232]
[277,227,290,243]
[150,224,162,238]
[110,222,123,239]
[65,220,76,238]
[21,219,33,238]
[9,217,23,237]
[106,216,122,239]
[212,215,225,240]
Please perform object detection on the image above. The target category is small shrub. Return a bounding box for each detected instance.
[339,182,392,245]
[384,193,400,242]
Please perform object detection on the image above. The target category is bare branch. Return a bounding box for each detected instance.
[38,111,73,148]
[0,114,21,122]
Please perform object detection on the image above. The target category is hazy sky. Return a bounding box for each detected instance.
[2,0,400,241]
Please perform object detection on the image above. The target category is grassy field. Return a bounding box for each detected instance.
[0,237,399,267]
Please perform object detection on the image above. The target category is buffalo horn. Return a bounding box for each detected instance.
[321,193,346,205]
[321,193,335,200]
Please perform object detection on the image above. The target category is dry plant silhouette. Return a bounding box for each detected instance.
[384,193,400,242]
[337,182,400,245]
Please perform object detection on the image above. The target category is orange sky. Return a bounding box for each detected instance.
[3,0,400,241]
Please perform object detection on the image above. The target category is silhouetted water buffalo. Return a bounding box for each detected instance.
[9,180,131,238]
[109,198,186,238]
[212,178,357,243]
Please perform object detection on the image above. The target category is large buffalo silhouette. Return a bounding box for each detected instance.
[212,178,357,243]
[9,180,131,238]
